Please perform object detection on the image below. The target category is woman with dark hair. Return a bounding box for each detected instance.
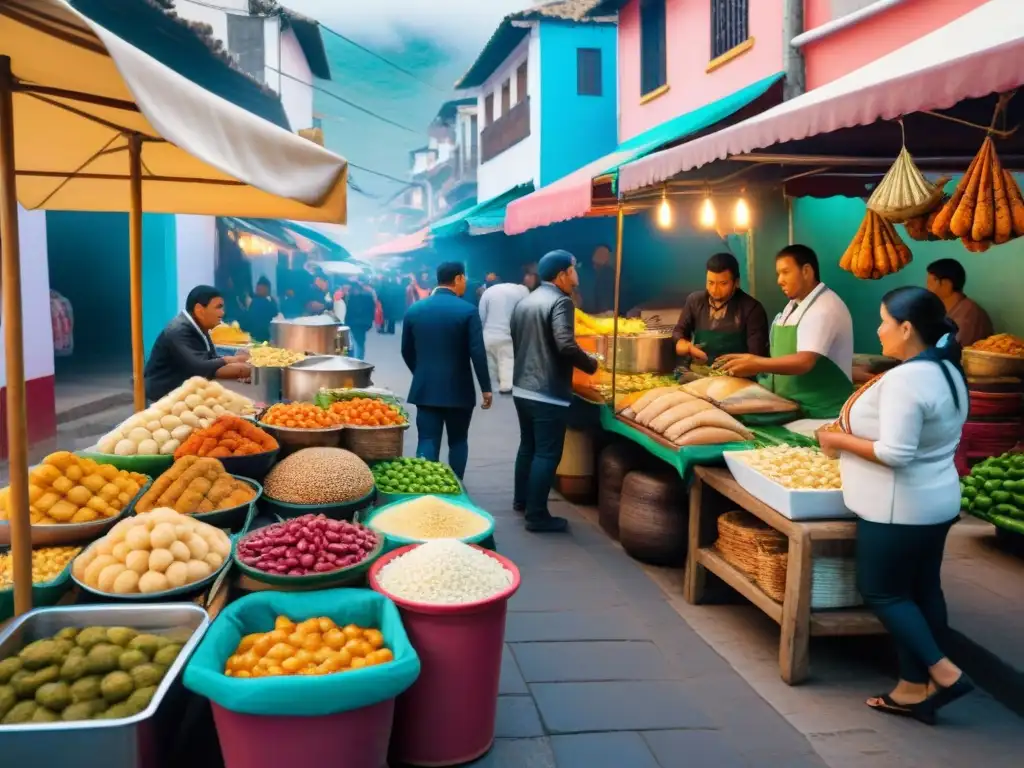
[818,287,972,724]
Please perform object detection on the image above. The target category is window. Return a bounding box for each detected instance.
[516,61,528,104]
[501,80,511,116]
[484,93,495,126]
[639,0,667,96]
[469,114,479,165]
[577,48,602,96]
[711,0,749,60]
[226,14,266,83]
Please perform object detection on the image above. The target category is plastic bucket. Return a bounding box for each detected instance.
[211,699,394,768]
[368,544,521,766]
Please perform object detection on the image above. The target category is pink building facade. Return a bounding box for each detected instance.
[615,0,990,144]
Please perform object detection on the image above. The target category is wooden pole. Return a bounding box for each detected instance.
[128,135,145,411]
[746,227,757,299]
[611,204,624,411]
[0,56,33,615]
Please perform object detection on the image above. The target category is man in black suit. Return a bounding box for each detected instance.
[402,262,492,479]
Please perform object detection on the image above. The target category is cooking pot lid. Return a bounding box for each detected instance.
[273,315,343,327]
[290,355,374,373]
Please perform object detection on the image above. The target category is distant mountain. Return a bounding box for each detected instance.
[317,30,465,251]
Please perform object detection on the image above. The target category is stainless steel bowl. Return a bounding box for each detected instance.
[281,355,374,403]
[594,332,675,374]
[256,420,346,451]
[0,603,209,768]
[271,317,348,356]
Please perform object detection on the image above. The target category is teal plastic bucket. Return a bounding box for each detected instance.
[361,495,495,554]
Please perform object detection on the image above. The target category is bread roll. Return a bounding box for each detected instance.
[649,400,715,435]
[673,426,749,446]
[663,409,752,442]
[635,392,695,427]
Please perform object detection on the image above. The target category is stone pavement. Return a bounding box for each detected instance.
[363,328,1024,768]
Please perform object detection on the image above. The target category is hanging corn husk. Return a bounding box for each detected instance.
[903,197,957,242]
[840,209,913,280]
[867,146,949,222]
[930,136,1024,250]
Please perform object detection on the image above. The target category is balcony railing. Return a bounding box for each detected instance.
[481,97,531,163]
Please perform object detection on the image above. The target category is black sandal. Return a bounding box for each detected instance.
[920,676,975,715]
[866,694,936,725]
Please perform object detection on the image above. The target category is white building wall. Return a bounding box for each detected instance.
[278,27,315,130]
[175,216,217,311]
[475,31,541,201]
[0,208,54,387]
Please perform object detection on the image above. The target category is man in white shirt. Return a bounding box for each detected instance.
[717,245,854,419]
[479,278,530,393]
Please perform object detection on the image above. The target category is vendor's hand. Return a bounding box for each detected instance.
[816,428,842,459]
[689,345,708,363]
[716,353,762,378]
[481,392,493,410]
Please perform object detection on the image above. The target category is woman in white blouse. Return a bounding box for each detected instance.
[818,287,973,724]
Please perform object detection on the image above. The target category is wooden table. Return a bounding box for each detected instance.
[685,467,885,684]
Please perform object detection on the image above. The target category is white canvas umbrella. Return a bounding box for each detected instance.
[0,0,348,614]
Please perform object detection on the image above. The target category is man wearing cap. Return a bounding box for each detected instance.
[510,251,600,533]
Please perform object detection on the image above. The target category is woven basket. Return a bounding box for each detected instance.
[963,348,1024,378]
[597,443,649,539]
[715,511,787,576]
[619,469,687,566]
[341,424,408,461]
[755,545,788,603]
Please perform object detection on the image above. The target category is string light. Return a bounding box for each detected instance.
[656,188,673,229]
[734,197,751,231]
[699,195,717,228]
[237,233,278,257]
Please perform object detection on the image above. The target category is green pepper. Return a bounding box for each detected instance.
[1012,493,1024,508]
[1003,479,1019,492]
[974,495,994,511]
[963,475,979,488]
[962,485,979,500]
[961,496,971,510]
[992,490,1011,503]
[995,503,1019,516]
[983,479,1003,493]
[988,467,1008,479]
[991,514,1024,535]
[1008,468,1024,480]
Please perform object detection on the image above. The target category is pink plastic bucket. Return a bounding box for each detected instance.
[211,698,395,768]
[369,544,521,766]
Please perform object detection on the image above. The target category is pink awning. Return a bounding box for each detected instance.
[503,150,636,235]
[361,228,429,258]
[619,0,1024,193]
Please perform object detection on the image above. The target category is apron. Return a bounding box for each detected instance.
[766,288,853,420]
[692,327,748,364]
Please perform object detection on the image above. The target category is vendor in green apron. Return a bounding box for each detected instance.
[717,245,854,419]
[673,252,770,364]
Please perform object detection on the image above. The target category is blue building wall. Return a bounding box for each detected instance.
[538,21,618,186]
[46,212,178,363]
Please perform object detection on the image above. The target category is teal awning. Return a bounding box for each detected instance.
[431,183,535,239]
[504,71,784,235]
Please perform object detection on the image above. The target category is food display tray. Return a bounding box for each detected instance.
[723,451,855,521]
[0,552,76,622]
[0,603,210,768]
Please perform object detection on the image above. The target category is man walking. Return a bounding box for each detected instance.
[510,251,599,532]
[479,277,529,394]
[402,262,492,479]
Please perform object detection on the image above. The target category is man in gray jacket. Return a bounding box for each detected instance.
[510,251,599,532]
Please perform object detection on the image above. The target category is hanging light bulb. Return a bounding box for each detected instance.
[699,195,717,228]
[734,196,751,231]
[656,189,673,229]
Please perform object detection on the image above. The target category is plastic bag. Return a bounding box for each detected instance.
[183,588,420,717]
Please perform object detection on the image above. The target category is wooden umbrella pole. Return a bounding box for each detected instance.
[128,134,145,412]
[611,204,624,410]
[0,56,33,615]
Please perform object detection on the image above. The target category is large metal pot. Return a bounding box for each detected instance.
[282,355,375,402]
[595,332,674,374]
[271,318,350,355]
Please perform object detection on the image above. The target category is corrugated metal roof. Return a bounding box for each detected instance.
[456,0,613,90]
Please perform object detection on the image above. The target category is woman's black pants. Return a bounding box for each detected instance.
[856,518,954,684]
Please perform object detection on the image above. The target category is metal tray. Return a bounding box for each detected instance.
[0,603,210,768]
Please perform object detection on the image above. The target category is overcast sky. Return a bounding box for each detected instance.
[285,0,536,54]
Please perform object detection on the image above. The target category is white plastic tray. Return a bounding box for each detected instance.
[723,450,855,521]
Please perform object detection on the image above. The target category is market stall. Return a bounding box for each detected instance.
[581,0,1024,683]
[0,360,515,765]
[1,0,349,616]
